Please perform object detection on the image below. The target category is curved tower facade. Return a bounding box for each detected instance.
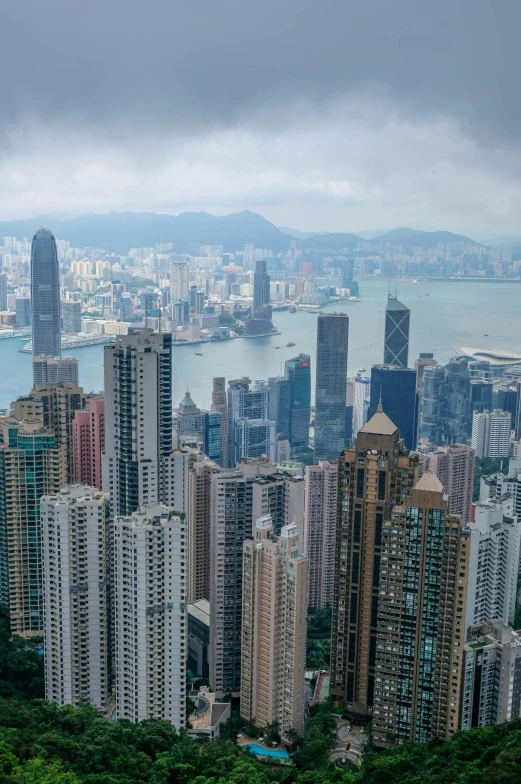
[31,228,61,359]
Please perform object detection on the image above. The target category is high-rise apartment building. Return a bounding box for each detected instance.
[480,457,521,519]
[466,497,520,628]
[62,301,81,333]
[471,409,512,458]
[372,473,470,744]
[461,621,521,730]
[188,457,222,602]
[102,331,172,515]
[284,354,311,449]
[227,378,274,465]
[41,486,111,710]
[170,262,190,309]
[383,295,409,368]
[209,460,275,697]
[0,418,66,635]
[516,379,521,440]
[32,356,79,385]
[314,313,349,462]
[72,396,105,489]
[113,504,186,726]
[174,391,222,465]
[305,461,338,608]
[330,407,418,717]
[30,229,61,368]
[211,377,228,468]
[368,365,418,450]
[428,444,475,524]
[14,382,86,483]
[241,516,308,739]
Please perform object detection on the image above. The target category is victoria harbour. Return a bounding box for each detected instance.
[0,278,519,410]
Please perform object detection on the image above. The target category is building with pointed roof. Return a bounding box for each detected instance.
[383,294,410,368]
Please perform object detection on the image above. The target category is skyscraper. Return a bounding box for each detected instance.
[32,356,79,385]
[62,301,81,333]
[268,376,291,439]
[383,294,410,368]
[0,417,66,635]
[72,396,105,489]
[414,352,437,389]
[372,473,470,744]
[102,331,172,516]
[113,504,187,726]
[418,364,446,446]
[352,374,371,438]
[466,497,521,628]
[314,313,349,462]
[368,365,418,450]
[253,259,270,315]
[41,486,111,710]
[227,378,274,465]
[188,458,223,602]
[304,460,338,608]
[209,459,275,697]
[284,354,311,449]
[14,382,86,484]
[241,516,308,739]
[15,297,31,326]
[30,229,61,365]
[170,262,190,310]
[471,409,512,458]
[330,407,418,717]
[427,444,475,524]
[211,377,228,468]
[444,357,471,443]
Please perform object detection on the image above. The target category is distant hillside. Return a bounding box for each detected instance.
[277,225,317,239]
[301,231,363,251]
[0,210,292,254]
[373,227,479,247]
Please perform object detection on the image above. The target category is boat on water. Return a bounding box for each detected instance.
[286,342,296,347]
[289,306,297,313]
[413,280,418,283]
[275,346,280,349]
[194,352,203,356]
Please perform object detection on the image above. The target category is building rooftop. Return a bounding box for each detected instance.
[414,471,444,493]
[386,296,410,312]
[188,599,210,627]
[359,406,398,436]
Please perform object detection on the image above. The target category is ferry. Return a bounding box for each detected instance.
[286,342,296,347]
[194,352,203,356]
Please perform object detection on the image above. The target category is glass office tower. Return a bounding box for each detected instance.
[383,294,410,368]
[30,229,61,360]
[314,313,349,462]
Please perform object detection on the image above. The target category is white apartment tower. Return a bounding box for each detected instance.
[465,497,521,628]
[102,331,172,516]
[113,504,186,727]
[352,374,371,438]
[41,486,111,711]
[170,262,190,308]
[304,460,338,608]
[240,516,308,738]
[472,409,512,458]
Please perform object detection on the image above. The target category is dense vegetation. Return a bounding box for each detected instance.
[2,616,520,784]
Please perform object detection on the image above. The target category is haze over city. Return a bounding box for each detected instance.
[1,0,521,237]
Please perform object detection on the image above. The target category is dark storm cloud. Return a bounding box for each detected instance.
[1,0,520,142]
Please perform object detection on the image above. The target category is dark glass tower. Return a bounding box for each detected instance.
[268,376,291,439]
[369,364,418,450]
[314,313,349,461]
[383,295,410,368]
[284,354,311,448]
[31,228,61,359]
[253,259,270,315]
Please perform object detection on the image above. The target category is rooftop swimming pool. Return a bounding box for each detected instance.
[244,744,290,759]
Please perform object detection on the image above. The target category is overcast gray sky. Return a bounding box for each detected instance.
[1,0,520,235]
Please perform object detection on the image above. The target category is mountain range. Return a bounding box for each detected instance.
[0,210,483,254]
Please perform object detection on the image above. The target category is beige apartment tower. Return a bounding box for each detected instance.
[188,457,222,602]
[428,444,475,523]
[330,406,419,716]
[240,516,308,739]
[304,460,338,608]
[372,473,470,744]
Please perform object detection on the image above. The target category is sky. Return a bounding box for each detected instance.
[1,0,521,236]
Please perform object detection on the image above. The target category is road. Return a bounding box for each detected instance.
[330,717,364,766]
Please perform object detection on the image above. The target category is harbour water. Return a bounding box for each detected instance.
[0,279,520,410]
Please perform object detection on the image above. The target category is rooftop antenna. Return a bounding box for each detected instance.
[388,276,397,300]
[377,389,383,413]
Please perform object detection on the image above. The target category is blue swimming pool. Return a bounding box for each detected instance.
[244,744,289,759]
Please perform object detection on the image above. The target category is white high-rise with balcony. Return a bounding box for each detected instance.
[113,504,186,726]
[41,485,111,711]
[472,409,512,458]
